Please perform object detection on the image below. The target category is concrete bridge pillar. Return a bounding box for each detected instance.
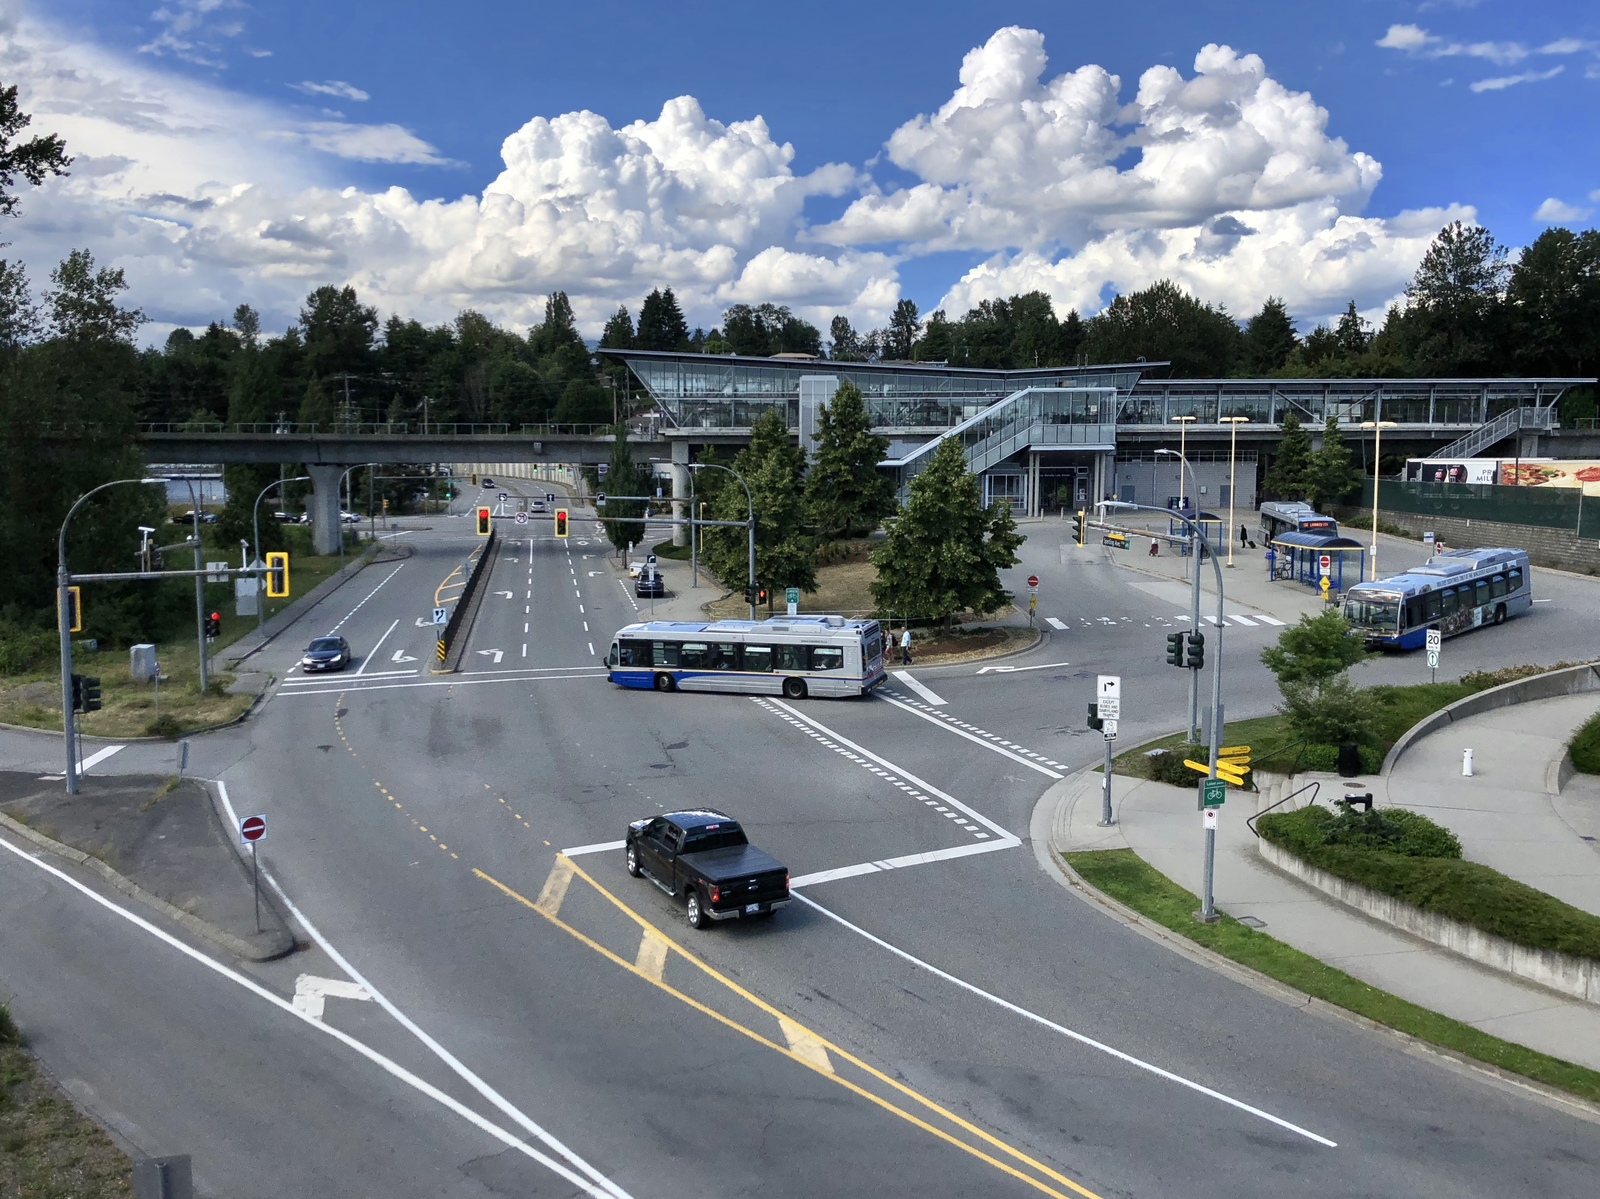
[306,464,346,555]
[670,440,690,548]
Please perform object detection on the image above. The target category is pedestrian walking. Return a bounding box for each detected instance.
[1239,523,1249,547]
[900,627,913,665]
[1149,537,1159,557]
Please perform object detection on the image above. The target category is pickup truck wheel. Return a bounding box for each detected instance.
[685,889,708,930]
[625,844,641,877]
[782,677,807,700]
[654,673,675,692]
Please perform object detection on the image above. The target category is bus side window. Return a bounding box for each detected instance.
[708,642,737,670]
[679,642,709,669]
[1440,588,1458,615]
[1489,574,1507,600]
[1404,598,1423,630]
[774,645,804,671]
[809,645,844,671]
[652,641,679,667]
[743,645,773,672]
[1474,579,1490,607]
[1423,591,1442,622]
[1508,569,1523,592]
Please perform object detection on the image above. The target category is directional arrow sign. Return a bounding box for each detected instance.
[391,649,417,663]
[477,648,504,664]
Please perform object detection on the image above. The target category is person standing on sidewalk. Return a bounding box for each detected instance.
[900,627,913,665]
[1239,523,1249,548]
[1149,537,1159,557]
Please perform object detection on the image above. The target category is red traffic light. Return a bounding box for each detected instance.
[476,506,492,536]
[554,508,569,538]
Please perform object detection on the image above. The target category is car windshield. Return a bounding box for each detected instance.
[682,828,748,853]
[308,638,342,652]
[1343,594,1400,631]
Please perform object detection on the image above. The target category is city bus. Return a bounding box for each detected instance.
[606,615,887,699]
[1341,547,1533,650]
[1258,501,1339,546]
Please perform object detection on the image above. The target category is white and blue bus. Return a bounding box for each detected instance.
[1341,548,1533,650]
[606,616,887,699]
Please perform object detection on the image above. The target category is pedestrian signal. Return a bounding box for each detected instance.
[1086,701,1104,732]
[757,586,769,606]
[554,509,569,538]
[265,552,290,598]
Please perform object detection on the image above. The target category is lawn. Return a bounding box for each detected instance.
[1067,848,1600,1104]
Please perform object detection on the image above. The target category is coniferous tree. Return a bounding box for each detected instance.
[1305,417,1361,511]
[1262,411,1314,501]
[805,382,895,539]
[636,287,688,351]
[598,421,650,557]
[870,437,1023,623]
[701,408,815,600]
[1242,297,1298,375]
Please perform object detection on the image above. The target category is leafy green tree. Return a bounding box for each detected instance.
[1081,279,1243,377]
[881,299,920,360]
[870,437,1023,622]
[600,304,635,350]
[1262,411,1313,501]
[636,287,688,351]
[806,382,894,539]
[1260,609,1374,747]
[298,376,335,426]
[299,285,377,380]
[1508,226,1600,377]
[44,249,145,342]
[701,408,815,600]
[828,315,867,361]
[1242,297,1297,374]
[598,422,650,557]
[1305,417,1360,510]
[0,81,72,219]
[0,256,38,351]
[1399,221,1509,375]
[721,303,821,357]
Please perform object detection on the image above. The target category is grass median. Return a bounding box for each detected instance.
[1067,848,1600,1105]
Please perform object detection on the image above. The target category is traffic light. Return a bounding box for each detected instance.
[471,473,479,486]
[476,506,492,536]
[265,551,290,598]
[1074,510,1086,547]
[743,584,756,605]
[61,585,83,633]
[1185,630,1205,671]
[81,676,102,712]
[206,612,222,638]
[554,508,569,538]
[1165,631,1184,667]
[1087,701,1104,731]
[71,674,84,713]
[757,586,769,606]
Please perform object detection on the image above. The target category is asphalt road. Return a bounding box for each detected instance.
[6,493,1600,1198]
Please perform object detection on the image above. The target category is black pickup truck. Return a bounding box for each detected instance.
[625,809,790,929]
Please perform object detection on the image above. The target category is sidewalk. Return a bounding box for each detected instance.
[1046,749,1600,1071]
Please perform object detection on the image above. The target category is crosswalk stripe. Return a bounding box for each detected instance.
[1045,617,1067,630]
[1255,614,1287,626]
[1227,613,1259,626]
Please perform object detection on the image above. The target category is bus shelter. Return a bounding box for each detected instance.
[1169,510,1223,557]
[1267,532,1367,594]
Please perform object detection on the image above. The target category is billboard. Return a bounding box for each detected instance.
[1404,457,1600,495]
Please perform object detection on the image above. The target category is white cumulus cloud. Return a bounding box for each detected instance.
[1534,197,1592,223]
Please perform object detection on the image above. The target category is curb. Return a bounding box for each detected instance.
[0,809,295,963]
[1030,768,1600,1126]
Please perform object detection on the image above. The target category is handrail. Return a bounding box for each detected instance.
[1247,780,1321,838]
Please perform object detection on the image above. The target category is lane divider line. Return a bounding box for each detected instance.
[879,690,1068,773]
[332,562,406,633]
[875,693,1063,780]
[356,618,400,675]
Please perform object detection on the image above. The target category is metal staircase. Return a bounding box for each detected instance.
[1432,404,1556,460]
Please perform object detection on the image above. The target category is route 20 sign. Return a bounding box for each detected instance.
[240,814,268,845]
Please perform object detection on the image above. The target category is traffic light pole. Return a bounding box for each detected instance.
[185,481,208,694]
[687,463,757,620]
[253,475,310,637]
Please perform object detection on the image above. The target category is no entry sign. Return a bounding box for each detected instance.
[240,814,268,845]
[1027,574,1040,589]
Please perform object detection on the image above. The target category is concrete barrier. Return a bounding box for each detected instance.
[1381,662,1600,777]
[1258,837,1600,1006]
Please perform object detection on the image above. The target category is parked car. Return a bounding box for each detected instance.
[300,635,352,672]
[635,570,665,598]
[271,510,295,524]
[625,810,789,929]
[339,510,361,524]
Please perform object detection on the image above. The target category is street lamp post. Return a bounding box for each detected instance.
[1156,448,1203,744]
[1172,415,1197,510]
[253,475,311,636]
[58,477,167,794]
[1219,416,1250,567]
[1102,497,1229,922]
[1361,420,1398,582]
[689,462,757,619]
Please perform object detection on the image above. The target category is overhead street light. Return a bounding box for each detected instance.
[1155,448,1202,743]
[1170,415,1197,512]
[1361,420,1399,582]
[689,462,757,620]
[253,476,311,636]
[1218,417,1250,568]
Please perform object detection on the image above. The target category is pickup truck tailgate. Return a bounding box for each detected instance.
[682,845,788,904]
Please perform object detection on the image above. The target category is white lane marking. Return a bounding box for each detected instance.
[587,642,595,656]
[523,644,528,657]
[477,649,505,664]
[330,562,405,632]
[526,590,532,599]
[792,892,1338,1149]
[456,665,606,676]
[391,649,418,664]
[975,661,1069,675]
[293,973,373,1019]
[891,671,946,707]
[767,699,1019,843]
[790,839,1016,888]
[0,831,631,1198]
[280,669,415,686]
[562,839,626,856]
[357,619,400,674]
[877,695,1063,780]
[583,622,589,632]
[1226,613,1258,627]
[280,673,601,697]
[79,744,124,773]
[1045,617,1068,630]
[524,623,530,634]
[1255,614,1287,625]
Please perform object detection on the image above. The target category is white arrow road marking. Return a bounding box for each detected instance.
[890,671,946,707]
[414,617,435,627]
[587,571,605,577]
[494,590,514,598]
[1045,617,1068,630]
[975,661,1071,675]
[477,649,504,664]
[293,973,373,1020]
[391,649,418,663]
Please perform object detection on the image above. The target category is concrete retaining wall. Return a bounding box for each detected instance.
[1258,838,1600,1005]
[1336,507,1600,575]
[1381,662,1600,776]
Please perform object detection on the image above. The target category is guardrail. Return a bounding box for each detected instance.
[435,526,496,670]
[131,422,625,437]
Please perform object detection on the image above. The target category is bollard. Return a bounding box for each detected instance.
[1462,747,1474,777]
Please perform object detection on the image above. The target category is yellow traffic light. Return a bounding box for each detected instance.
[61,585,83,633]
[554,508,569,538]
[476,506,492,536]
[265,551,290,598]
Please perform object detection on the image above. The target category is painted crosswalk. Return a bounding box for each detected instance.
[1037,610,1287,636]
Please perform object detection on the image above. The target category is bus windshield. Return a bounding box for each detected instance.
[1344,594,1400,631]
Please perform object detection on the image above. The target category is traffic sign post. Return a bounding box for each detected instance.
[785,586,799,617]
[432,607,448,626]
[1097,675,1122,827]
[240,814,267,932]
[1027,574,1039,590]
[1426,627,1442,680]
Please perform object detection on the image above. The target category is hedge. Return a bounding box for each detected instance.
[1570,710,1600,775]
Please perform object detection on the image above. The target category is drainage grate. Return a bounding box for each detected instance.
[1236,915,1268,929]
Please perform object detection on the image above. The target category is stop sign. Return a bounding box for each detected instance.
[1027,575,1040,589]
[240,814,267,844]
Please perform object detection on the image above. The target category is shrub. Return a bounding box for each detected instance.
[0,622,57,675]
[1460,662,1584,692]
[1147,748,1202,786]
[1571,710,1600,775]
[143,714,183,739]
[1258,803,1461,859]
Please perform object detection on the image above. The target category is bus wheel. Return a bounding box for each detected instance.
[782,677,807,700]
[654,673,676,692]
[1493,604,1507,626]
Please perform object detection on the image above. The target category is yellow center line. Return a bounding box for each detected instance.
[476,864,1104,1199]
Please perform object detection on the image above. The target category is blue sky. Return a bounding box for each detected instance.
[8,0,1598,340]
